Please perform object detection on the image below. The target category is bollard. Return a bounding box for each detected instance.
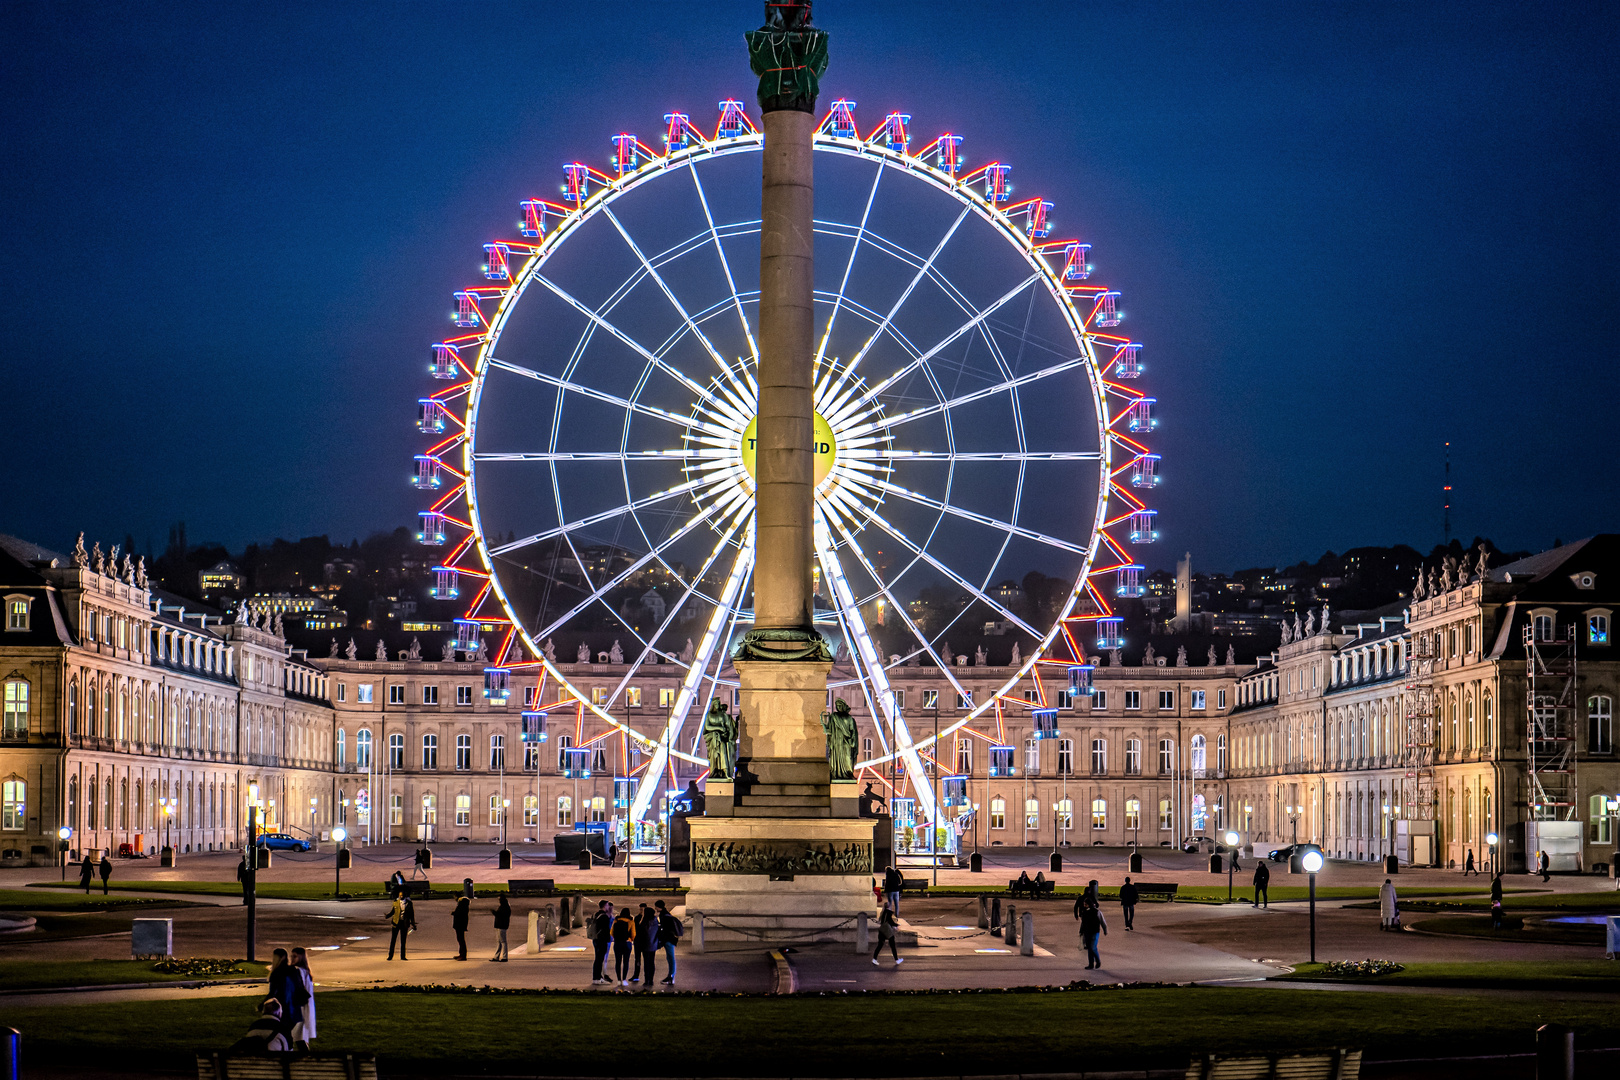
[855,910,870,953]
[1020,910,1035,957]
[499,848,512,870]
[977,894,990,929]
[1209,853,1223,874]
[570,894,583,929]
[578,849,591,871]
[691,911,705,953]
[527,910,541,953]
[1536,1024,1574,1080]
[1,1027,17,1080]
[990,896,1001,931]
[1004,904,1017,946]
[544,903,559,943]
[1050,851,1062,874]
[1384,854,1399,874]
[970,851,982,873]
[1129,851,1143,874]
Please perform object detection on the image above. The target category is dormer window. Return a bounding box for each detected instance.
[1570,571,1597,590]
[4,596,29,632]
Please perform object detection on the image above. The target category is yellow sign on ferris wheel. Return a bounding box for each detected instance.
[740,411,836,487]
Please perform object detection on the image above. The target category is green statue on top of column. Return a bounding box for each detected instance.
[746,1,828,114]
[822,697,857,781]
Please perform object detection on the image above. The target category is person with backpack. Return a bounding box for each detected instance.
[1119,877,1139,931]
[1252,859,1270,908]
[632,903,660,985]
[872,898,903,966]
[589,901,613,984]
[1077,898,1108,970]
[490,895,512,961]
[882,864,904,914]
[611,905,637,986]
[654,900,681,984]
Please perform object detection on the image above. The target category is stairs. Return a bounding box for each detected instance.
[731,781,831,818]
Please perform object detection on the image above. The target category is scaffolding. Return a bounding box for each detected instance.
[1525,623,1579,821]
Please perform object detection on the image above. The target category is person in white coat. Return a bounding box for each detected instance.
[1378,878,1399,931]
[290,947,317,1046]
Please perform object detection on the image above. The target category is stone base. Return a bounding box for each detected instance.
[685,816,877,937]
[690,912,917,946]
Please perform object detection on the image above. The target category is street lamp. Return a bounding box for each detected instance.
[1485,830,1500,878]
[1285,804,1302,843]
[1606,799,1620,889]
[58,826,72,880]
[1301,848,1324,963]
[310,797,319,843]
[331,826,349,897]
[159,798,175,864]
[1224,829,1241,901]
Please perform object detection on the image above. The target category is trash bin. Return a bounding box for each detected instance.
[498,848,512,870]
[1049,851,1062,873]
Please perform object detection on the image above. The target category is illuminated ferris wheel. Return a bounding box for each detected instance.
[412,97,1160,826]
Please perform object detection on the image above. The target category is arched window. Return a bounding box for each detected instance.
[388,732,404,769]
[556,795,573,827]
[989,797,1006,830]
[119,778,128,829]
[67,775,79,832]
[1,680,28,740]
[1,778,24,832]
[1190,734,1206,776]
[1482,693,1493,748]
[522,795,538,827]
[356,729,373,768]
[1090,797,1107,830]
[335,729,346,766]
[490,734,505,771]
[67,680,77,736]
[85,681,96,737]
[590,796,607,823]
[489,794,504,826]
[1024,797,1039,830]
[103,686,113,738]
[556,734,573,772]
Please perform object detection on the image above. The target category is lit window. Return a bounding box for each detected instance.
[659,688,675,708]
[455,794,471,826]
[1191,689,1206,710]
[1125,797,1141,831]
[2,681,28,739]
[626,687,642,707]
[922,690,939,710]
[1,779,24,830]
[1591,614,1611,645]
[989,797,1005,830]
[5,598,29,632]
[590,796,607,823]
[489,794,503,826]
[1158,798,1172,830]
[557,795,573,827]
[389,794,403,825]
[1091,797,1107,830]
[523,795,538,827]
[1024,798,1039,829]
[1055,797,1073,830]
[357,684,374,704]
[591,687,608,705]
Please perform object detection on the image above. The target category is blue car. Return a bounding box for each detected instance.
[256,833,311,852]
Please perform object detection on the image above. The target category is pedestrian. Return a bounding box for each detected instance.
[98,853,112,895]
[611,904,637,985]
[289,947,317,1049]
[1252,859,1270,908]
[411,847,428,880]
[655,900,681,984]
[1078,898,1108,970]
[1539,849,1551,882]
[633,903,661,985]
[1490,871,1503,905]
[388,870,405,899]
[385,892,416,960]
[1464,849,1477,876]
[491,895,511,961]
[268,948,306,1042]
[1378,878,1398,931]
[882,863,903,914]
[237,857,251,905]
[229,999,290,1053]
[452,892,471,960]
[1490,897,1504,930]
[872,898,902,966]
[589,901,613,984]
[1119,876,1139,931]
[78,855,94,894]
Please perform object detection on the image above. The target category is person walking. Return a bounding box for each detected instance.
[451,893,471,960]
[882,864,904,915]
[1464,849,1477,876]
[490,895,512,961]
[1490,871,1504,907]
[411,847,428,880]
[589,901,613,985]
[78,854,95,894]
[289,947,317,1049]
[611,904,637,986]
[98,853,112,895]
[655,900,681,984]
[1119,877,1139,931]
[385,893,416,960]
[633,903,661,985]
[1378,878,1398,931]
[1252,859,1270,908]
[1539,850,1551,882]
[872,898,902,966]
[1078,898,1108,970]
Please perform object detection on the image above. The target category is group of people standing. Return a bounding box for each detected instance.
[383,877,513,962]
[590,900,682,986]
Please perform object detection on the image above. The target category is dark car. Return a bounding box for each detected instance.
[256,833,311,852]
[1268,842,1322,863]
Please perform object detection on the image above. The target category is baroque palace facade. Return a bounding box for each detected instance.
[2,531,1615,872]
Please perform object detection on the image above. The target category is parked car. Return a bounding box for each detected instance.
[1268,842,1322,863]
[256,833,311,852]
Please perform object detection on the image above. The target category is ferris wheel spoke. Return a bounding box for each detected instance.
[488,477,710,557]
[865,478,1090,559]
[842,352,1089,440]
[850,271,1042,412]
[687,161,760,368]
[473,449,719,463]
[628,524,757,823]
[815,513,938,824]
[489,357,732,439]
[532,273,726,411]
[843,449,1102,463]
[600,205,754,406]
[814,164,885,389]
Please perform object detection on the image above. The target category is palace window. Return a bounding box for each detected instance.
[5,598,29,632]
[490,734,505,771]
[388,685,405,705]
[390,794,403,825]
[1024,798,1039,830]
[2,681,27,739]
[1591,613,1611,645]
[1159,798,1173,830]
[456,734,472,771]
[1191,689,1206,710]
[1125,690,1141,710]
[523,795,538,827]
[489,795,503,826]
[1057,738,1074,775]
[1158,738,1173,774]
[922,690,939,710]
[455,794,470,826]
[989,797,1006,830]
[457,685,474,706]
[557,796,573,827]
[1055,797,1073,831]
[1125,797,1141,831]
[1,779,24,830]
[1091,798,1107,830]
[1590,696,1614,755]
[1090,738,1107,775]
[1159,690,1175,710]
[626,687,642,708]
[956,738,973,774]
[422,733,438,770]
[423,685,439,705]
[1093,689,1108,710]
[1125,738,1141,775]
[357,684,374,704]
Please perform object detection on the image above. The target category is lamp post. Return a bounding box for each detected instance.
[245,801,259,963]
[310,797,319,847]
[159,798,174,864]
[331,826,348,897]
[1606,799,1620,889]
[1485,831,1500,879]
[1286,804,1301,843]
[58,827,72,880]
[1224,829,1240,901]
[1301,848,1324,963]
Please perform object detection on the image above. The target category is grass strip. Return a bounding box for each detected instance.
[3,986,1618,1074]
[0,889,201,911]
[26,880,687,901]
[0,959,267,992]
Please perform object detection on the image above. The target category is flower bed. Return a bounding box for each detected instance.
[1321,959,1404,977]
[151,958,250,978]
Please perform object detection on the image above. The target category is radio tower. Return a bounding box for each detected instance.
[1443,442,1451,545]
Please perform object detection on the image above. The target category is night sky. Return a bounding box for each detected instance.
[3,1,1615,573]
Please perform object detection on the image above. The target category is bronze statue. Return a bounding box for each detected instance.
[822,698,858,780]
[746,1,828,114]
[701,699,737,779]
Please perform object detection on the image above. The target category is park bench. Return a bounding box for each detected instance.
[197,1052,378,1080]
[1007,878,1056,900]
[633,876,681,890]
[1133,883,1179,902]
[899,877,930,896]
[506,878,555,896]
[390,880,430,899]
[1187,1048,1360,1079]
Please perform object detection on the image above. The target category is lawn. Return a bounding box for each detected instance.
[0,959,267,992]
[0,889,201,911]
[26,880,685,901]
[1276,960,1620,993]
[929,883,1496,903]
[3,986,1618,1074]
[1354,890,1620,913]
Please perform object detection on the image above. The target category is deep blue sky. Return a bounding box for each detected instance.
[3,1,1615,573]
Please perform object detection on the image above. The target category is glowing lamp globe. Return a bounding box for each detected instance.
[1485,831,1499,846]
[331,827,347,843]
[1223,830,1239,848]
[1301,850,1324,873]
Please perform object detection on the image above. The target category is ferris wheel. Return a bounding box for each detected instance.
[412,97,1160,828]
